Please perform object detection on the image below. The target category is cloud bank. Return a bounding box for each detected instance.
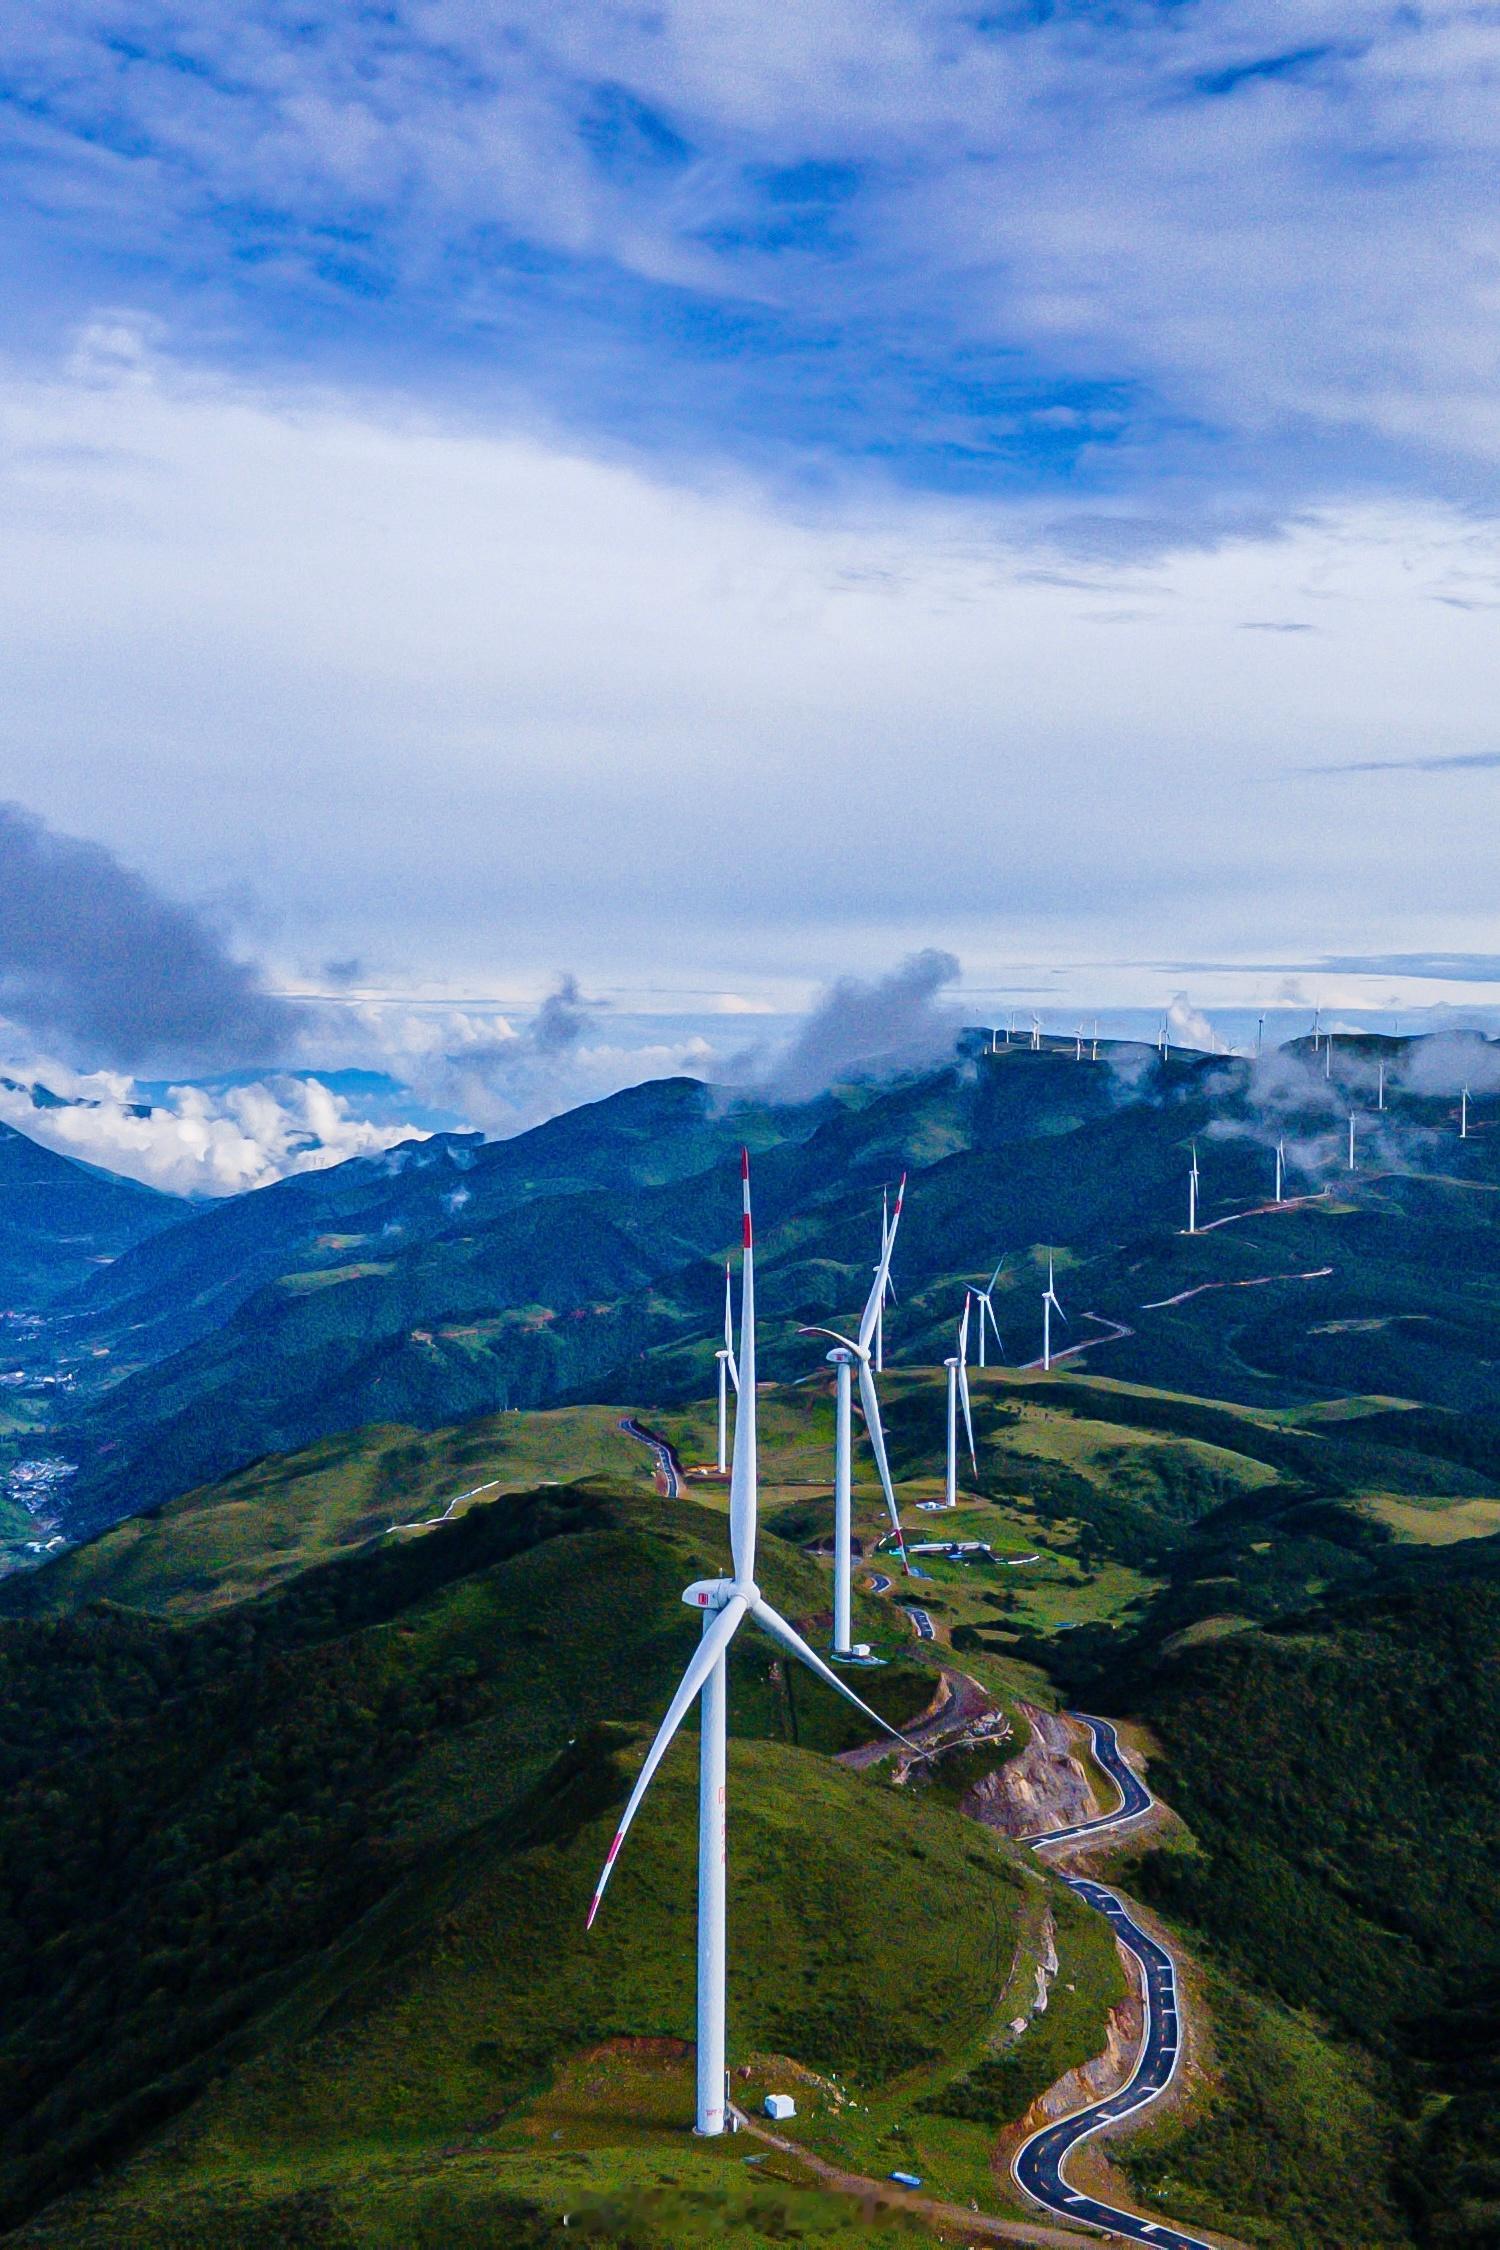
[0,1058,425,1198]
[0,802,296,1072]
[765,948,963,1100]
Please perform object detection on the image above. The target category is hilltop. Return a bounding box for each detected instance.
[17,1028,1500,1549]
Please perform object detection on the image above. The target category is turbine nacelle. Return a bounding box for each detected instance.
[683,1576,741,1612]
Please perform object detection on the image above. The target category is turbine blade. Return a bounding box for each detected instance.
[858,1173,907,1352]
[987,1258,1007,1293]
[729,1150,757,1585]
[958,1357,976,1474]
[751,1597,910,1747]
[857,1356,907,1573]
[798,1325,861,1353]
[959,1293,971,1363]
[585,1593,748,1927]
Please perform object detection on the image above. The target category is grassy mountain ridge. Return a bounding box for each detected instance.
[0,1469,1077,2246]
[43,1034,1500,1543]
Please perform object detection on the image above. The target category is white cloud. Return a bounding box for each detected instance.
[2,338,1500,1014]
[12,2,1500,489]
[0,1048,426,1197]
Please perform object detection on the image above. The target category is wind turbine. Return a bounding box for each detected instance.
[1256,1013,1265,1059]
[1275,1139,1286,1204]
[873,1187,897,1373]
[587,1152,907,2138]
[971,1261,1006,1367]
[1092,1018,1100,1063]
[943,1297,978,1508]
[1325,1035,1333,1081]
[1187,1142,1200,1235]
[1312,1004,1321,1052]
[714,1262,739,1475]
[1377,1060,1386,1111]
[1462,1084,1471,1140]
[1042,1253,1067,1372]
[1030,1014,1042,1052]
[1075,1024,1084,1062]
[1158,1013,1169,1060]
[1347,1111,1357,1171]
[801,1174,912,1621]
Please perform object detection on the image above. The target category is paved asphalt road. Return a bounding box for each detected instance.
[617,1417,685,1499]
[1012,1715,1218,2250]
[904,1605,935,1641]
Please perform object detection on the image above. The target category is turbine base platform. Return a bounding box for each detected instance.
[829,1648,885,1668]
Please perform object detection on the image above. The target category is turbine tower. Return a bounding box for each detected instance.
[715,1262,739,1475]
[801,1175,912,1612]
[1042,1253,1067,1372]
[587,1153,907,2139]
[1275,1138,1285,1205]
[1462,1084,1471,1140]
[826,1345,854,1651]
[943,1297,978,1508]
[1377,1060,1386,1111]
[1347,1111,1357,1171]
[1030,1013,1042,1052]
[1187,1143,1200,1235]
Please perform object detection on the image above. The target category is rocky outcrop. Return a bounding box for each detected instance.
[966,1703,1100,1838]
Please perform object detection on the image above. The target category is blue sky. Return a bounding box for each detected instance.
[8,3,1495,514]
[4,1,1500,1092]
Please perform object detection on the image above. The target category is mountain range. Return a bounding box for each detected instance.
[0,1033,1494,2247]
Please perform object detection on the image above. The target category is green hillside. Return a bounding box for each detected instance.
[0,1473,1114,2246]
[39,1032,1500,1551]
[0,1116,184,1308]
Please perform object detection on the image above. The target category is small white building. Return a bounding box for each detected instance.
[763,2092,796,2121]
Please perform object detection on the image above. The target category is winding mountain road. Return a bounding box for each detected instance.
[1013,1716,1218,2249]
[617,1416,685,1498]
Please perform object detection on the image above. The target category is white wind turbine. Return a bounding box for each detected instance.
[873,1186,898,1373]
[1461,1084,1471,1140]
[587,1153,908,2139]
[1347,1111,1357,1171]
[1274,1138,1286,1205]
[1042,1253,1067,1372]
[1377,1060,1387,1111]
[1187,1142,1200,1235]
[971,1260,1006,1367]
[1030,1013,1042,1052]
[943,1297,978,1507]
[714,1261,739,1475]
[801,1174,912,1639]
